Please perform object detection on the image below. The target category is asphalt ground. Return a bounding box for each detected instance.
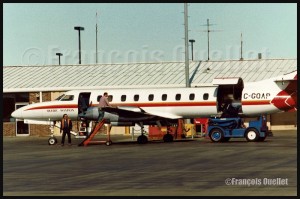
[3,130,297,196]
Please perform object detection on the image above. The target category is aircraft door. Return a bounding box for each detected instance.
[78,92,91,115]
[213,77,244,117]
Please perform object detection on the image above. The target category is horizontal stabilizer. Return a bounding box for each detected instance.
[274,70,297,82]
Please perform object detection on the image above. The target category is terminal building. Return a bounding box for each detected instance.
[3,59,297,137]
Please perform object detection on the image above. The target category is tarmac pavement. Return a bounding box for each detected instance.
[3,130,297,196]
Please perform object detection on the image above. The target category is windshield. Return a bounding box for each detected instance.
[55,94,65,101]
[60,95,74,101]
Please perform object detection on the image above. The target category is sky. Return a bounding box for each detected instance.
[3,3,297,66]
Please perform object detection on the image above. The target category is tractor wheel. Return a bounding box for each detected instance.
[245,128,259,142]
[209,128,224,142]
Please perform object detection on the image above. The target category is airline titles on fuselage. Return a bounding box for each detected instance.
[47,109,75,112]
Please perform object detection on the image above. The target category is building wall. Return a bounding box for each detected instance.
[29,92,52,103]
[3,123,16,136]
[270,111,297,130]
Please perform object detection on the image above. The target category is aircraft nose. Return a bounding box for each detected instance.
[11,108,23,119]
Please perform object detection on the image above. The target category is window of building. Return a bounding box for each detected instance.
[148,94,154,101]
[189,93,195,100]
[175,94,181,101]
[121,95,126,102]
[162,94,167,101]
[134,95,139,101]
[203,93,209,100]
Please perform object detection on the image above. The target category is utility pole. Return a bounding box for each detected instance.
[96,11,99,64]
[184,3,190,88]
[74,26,84,64]
[240,33,244,61]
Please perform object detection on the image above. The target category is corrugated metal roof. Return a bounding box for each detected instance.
[3,59,297,92]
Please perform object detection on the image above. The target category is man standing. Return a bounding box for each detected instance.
[98,92,111,121]
[60,114,72,146]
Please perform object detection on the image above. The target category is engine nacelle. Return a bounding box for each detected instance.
[79,107,100,121]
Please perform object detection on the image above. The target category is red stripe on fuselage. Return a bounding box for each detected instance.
[242,100,270,106]
[25,104,78,111]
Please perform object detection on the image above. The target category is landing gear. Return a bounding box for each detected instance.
[137,134,148,144]
[137,122,148,144]
[48,122,57,145]
[48,137,57,145]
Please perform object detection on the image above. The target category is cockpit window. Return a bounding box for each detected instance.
[60,95,74,101]
[55,94,65,101]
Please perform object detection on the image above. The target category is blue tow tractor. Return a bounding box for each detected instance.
[207,115,269,142]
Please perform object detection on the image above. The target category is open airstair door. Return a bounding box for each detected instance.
[213,77,244,117]
[78,92,91,115]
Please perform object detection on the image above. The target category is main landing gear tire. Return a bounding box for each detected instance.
[48,137,58,145]
[245,128,259,142]
[209,128,224,142]
[163,134,173,142]
[137,135,148,144]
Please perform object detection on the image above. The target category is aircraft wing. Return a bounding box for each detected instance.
[101,106,182,120]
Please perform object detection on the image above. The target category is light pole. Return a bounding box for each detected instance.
[189,39,195,61]
[74,26,84,64]
[56,53,63,65]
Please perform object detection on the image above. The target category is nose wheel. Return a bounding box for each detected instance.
[48,137,58,145]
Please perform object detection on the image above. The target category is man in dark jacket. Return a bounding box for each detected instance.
[60,114,72,146]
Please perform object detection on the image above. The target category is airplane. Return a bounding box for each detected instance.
[11,70,297,145]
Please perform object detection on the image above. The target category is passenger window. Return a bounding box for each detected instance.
[189,93,195,100]
[203,93,209,100]
[121,95,126,102]
[134,95,139,101]
[97,95,102,102]
[108,95,113,102]
[61,95,74,101]
[162,94,167,101]
[148,94,154,101]
[175,94,181,101]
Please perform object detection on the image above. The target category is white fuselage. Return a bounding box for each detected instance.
[11,71,297,124]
